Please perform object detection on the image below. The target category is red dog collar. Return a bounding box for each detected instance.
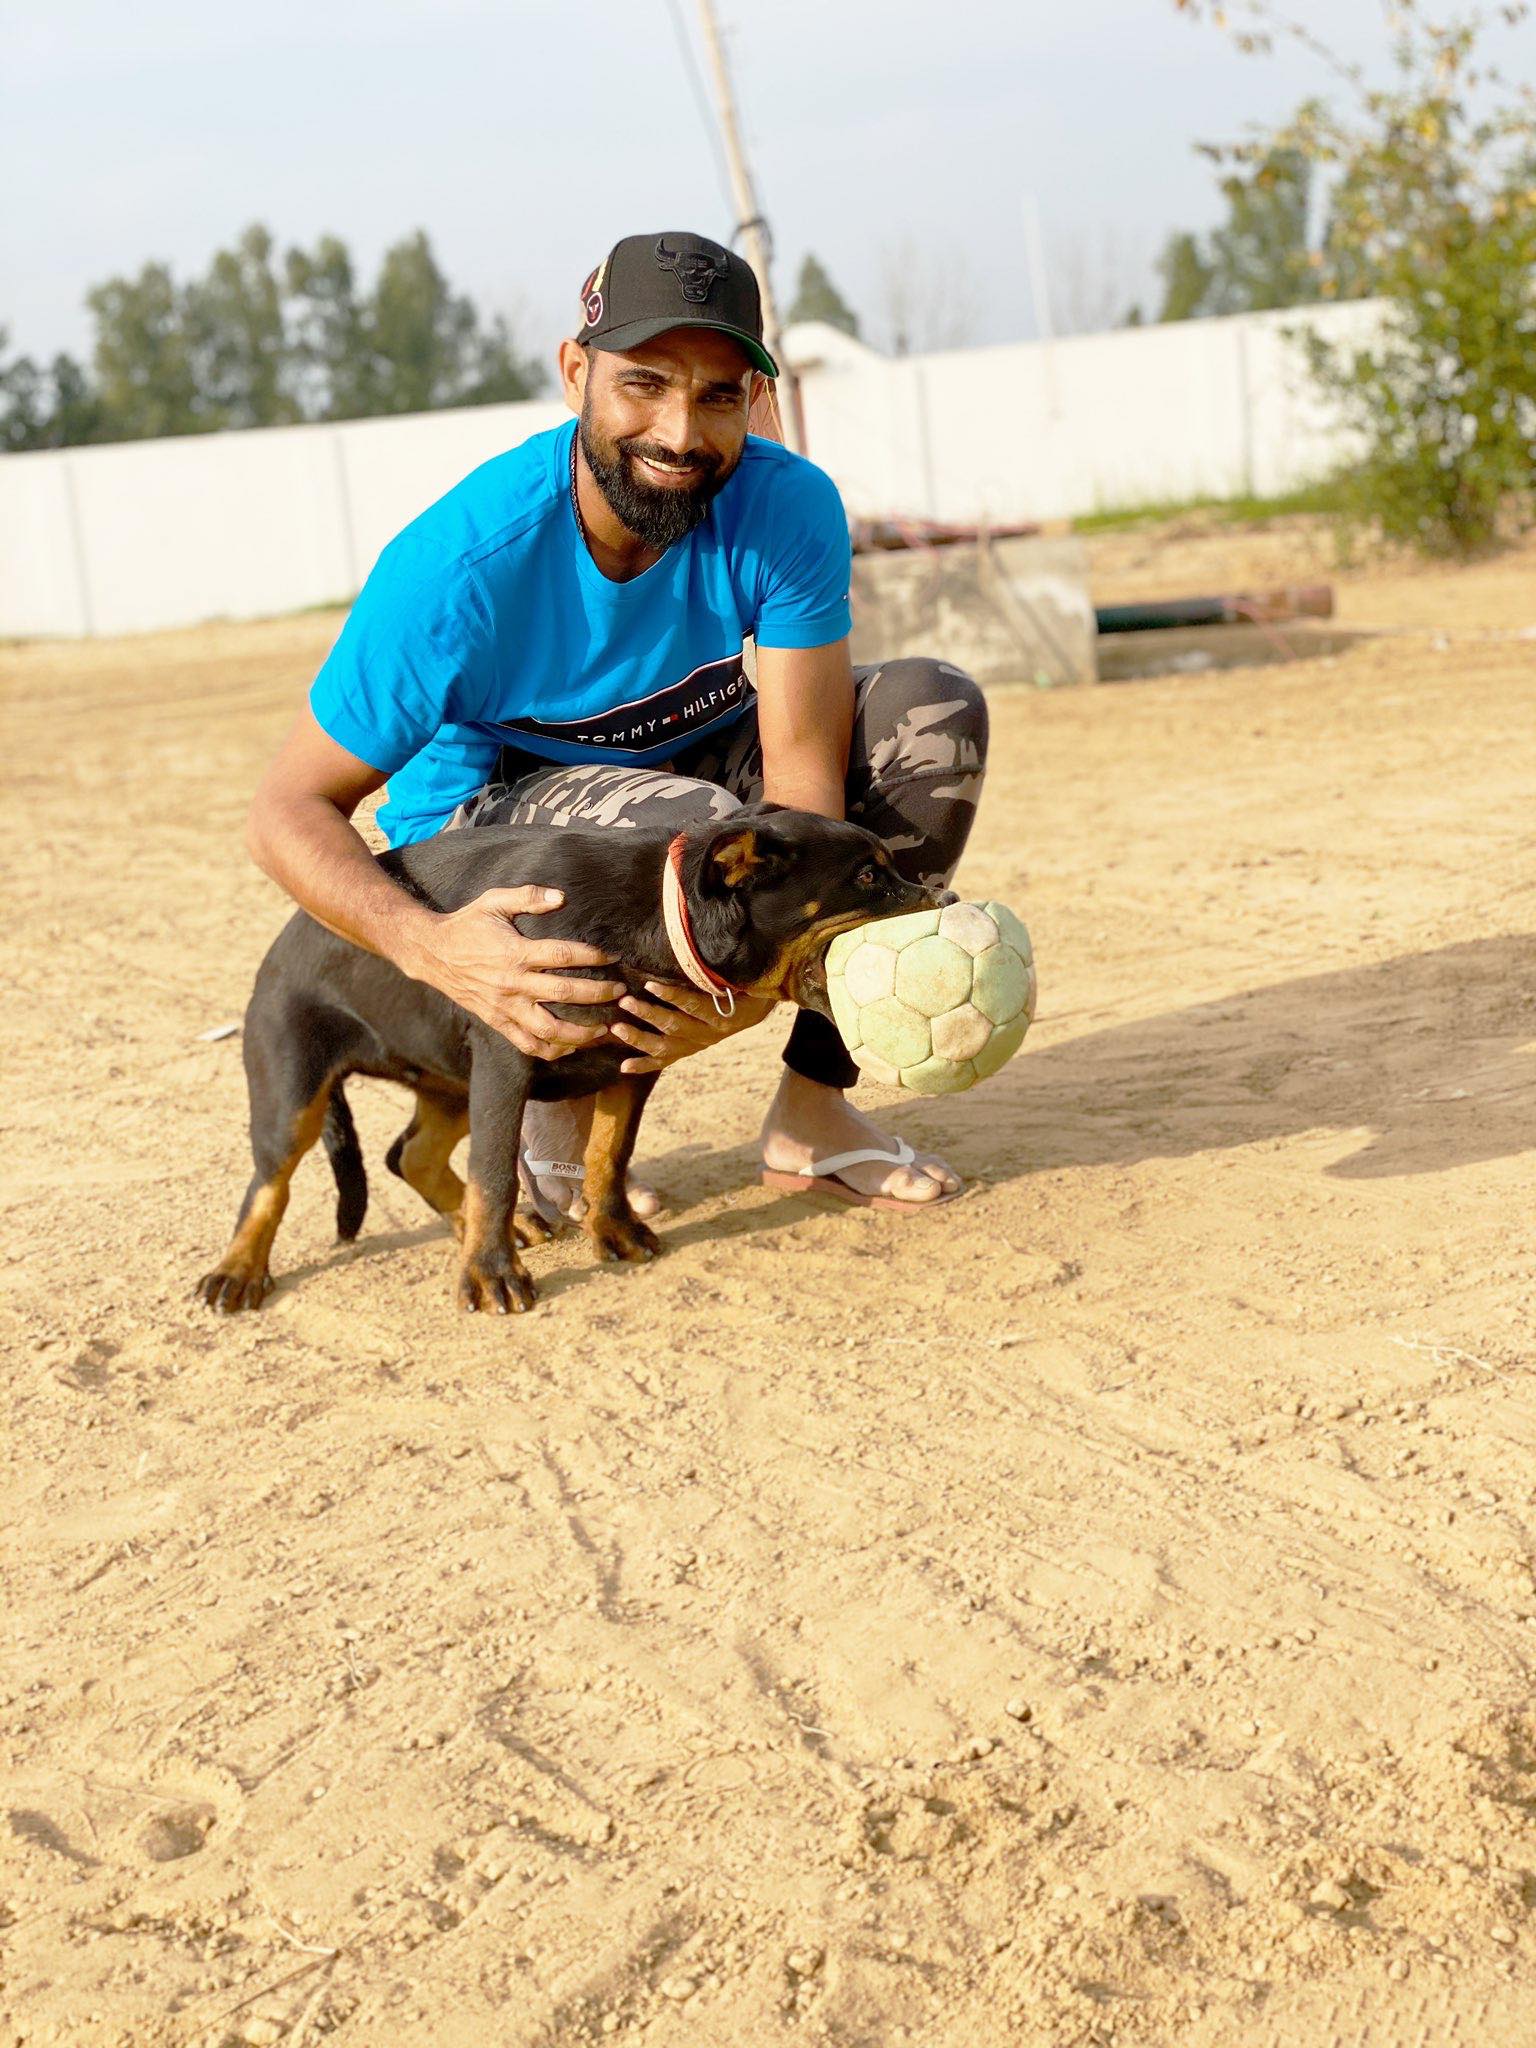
[661,834,751,1018]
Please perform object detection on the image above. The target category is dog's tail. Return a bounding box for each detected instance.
[323,1083,368,1242]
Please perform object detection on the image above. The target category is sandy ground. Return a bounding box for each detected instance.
[4,521,1536,2048]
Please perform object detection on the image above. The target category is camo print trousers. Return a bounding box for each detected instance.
[451,656,988,1090]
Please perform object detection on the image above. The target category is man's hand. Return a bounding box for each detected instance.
[609,980,775,1075]
[411,886,628,1060]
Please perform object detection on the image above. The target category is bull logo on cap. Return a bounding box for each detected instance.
[580,258,608,329]
[655,238,728,304]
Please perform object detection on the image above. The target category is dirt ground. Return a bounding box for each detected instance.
[4,519,1535,2048]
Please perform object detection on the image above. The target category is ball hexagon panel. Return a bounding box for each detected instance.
[827,974,863,1051]
[842,939,898,1006]
[869,906,943,952]
[929,1001,993,1062]
[970,1013,1029,1080]
[937,901,1000,956]
[850,1046,902,1088]
[857,995,933,1070]
[971,942,1033,1026]
[893,934,973,1017]
[901,1054,978,1095]
[984,901,1033,964]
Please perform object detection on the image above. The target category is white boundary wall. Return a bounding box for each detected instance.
[0,303,1378,640]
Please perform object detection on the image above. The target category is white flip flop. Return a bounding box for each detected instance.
[519,1152,584,1230]
[760,1136,962,1213]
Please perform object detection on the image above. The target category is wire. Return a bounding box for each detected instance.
[661,0,737,222]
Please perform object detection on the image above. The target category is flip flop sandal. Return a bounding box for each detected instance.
[519,1152,584,1231]
[760,1137,964,1214]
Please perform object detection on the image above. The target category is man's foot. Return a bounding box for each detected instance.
[759,1069,961,1206]
[519,1097,661,1228]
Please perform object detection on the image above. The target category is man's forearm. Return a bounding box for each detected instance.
[247,792,441,982]
[762,760,846,820]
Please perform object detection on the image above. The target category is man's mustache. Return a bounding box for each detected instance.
[619,439,721,481]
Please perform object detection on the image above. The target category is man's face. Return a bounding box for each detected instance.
[569,329,757,550]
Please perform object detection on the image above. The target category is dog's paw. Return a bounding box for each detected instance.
[456,1251,538,1315]
[195,1265,272,1314]
[586,1212,663,1265]
[514,1209,557,1248]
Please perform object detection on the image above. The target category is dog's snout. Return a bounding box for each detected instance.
[932,888,959,908]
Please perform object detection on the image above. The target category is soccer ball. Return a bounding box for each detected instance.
[825,901,1036,1095]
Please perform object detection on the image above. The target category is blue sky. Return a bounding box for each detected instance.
[4,1,1530,370]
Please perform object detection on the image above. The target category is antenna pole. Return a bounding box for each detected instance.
[694,0,805,451]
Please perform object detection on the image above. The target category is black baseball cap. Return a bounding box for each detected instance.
[575,231,779,378]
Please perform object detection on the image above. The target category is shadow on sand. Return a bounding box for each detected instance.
[276,934,1534,1306]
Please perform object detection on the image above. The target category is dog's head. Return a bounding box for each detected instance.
[679,805,950,1013]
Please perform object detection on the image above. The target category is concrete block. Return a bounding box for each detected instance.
[849,534,1097,687]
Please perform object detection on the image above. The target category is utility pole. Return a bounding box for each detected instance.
[694,0,806,451]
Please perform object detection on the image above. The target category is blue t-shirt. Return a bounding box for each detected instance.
[310,420,852,845]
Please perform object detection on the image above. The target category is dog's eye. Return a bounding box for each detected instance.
[855,864,879,888]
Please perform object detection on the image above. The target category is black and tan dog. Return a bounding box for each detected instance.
[196,806,941,1316]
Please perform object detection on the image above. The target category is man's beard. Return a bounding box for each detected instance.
[579,401,736,551]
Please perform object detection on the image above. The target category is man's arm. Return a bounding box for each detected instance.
[247,707,625,1058]
[753,638,855,818]
[607,639,853,1074]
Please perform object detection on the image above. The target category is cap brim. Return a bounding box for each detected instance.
[586,315,779,380]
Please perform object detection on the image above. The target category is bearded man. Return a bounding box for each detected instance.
[246,230,987,1219]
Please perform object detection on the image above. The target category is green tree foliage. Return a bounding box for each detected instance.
[1155,230,1216,322]
[0,333,104,451]
[1155,149,1328,319]
[1,226,546,449]
[88,261,201,438]
[1174,0,1536,554]
[787,253,861,337]
[285,235,376,421]
[364,231,544,414]
[184,223,299,430]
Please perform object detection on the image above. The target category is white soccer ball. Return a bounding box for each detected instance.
[825,900,1037,1095]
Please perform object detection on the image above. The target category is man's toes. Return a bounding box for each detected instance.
[887,1167,944,1204]
[628,1180,663,1219]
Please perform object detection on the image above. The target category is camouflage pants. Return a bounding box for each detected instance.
[452,656,988,1089]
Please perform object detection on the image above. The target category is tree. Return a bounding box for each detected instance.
[184,223,299,429]
[0,333,105,451]
[1155,148,1325,320]
[1156,231,1215,321]
[5,224,547,446]
[787,254,860,337]
[1,329,48,451]
[285,234,376,420]
[87,261,201,438]
[1174,0,1536,554]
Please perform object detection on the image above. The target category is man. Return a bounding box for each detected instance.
[247,230,987,1216]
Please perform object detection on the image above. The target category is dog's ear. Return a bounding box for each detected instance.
[702,822,794,892]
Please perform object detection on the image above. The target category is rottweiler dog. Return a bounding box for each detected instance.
[197,805,942,1316]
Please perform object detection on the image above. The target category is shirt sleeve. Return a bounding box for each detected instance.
[309,543,493,774]
[752,455,853,650]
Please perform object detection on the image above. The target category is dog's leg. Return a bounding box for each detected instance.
[197,1075,334,1313]
[387,1094,470,1228]
[388,1090,556,1249]
[457,1040,539,1314]
[581,1075,663,1265]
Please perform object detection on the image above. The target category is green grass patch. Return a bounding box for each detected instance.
[1072,479,1343,535]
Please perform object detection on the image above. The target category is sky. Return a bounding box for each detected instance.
[4,1,1532,372]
